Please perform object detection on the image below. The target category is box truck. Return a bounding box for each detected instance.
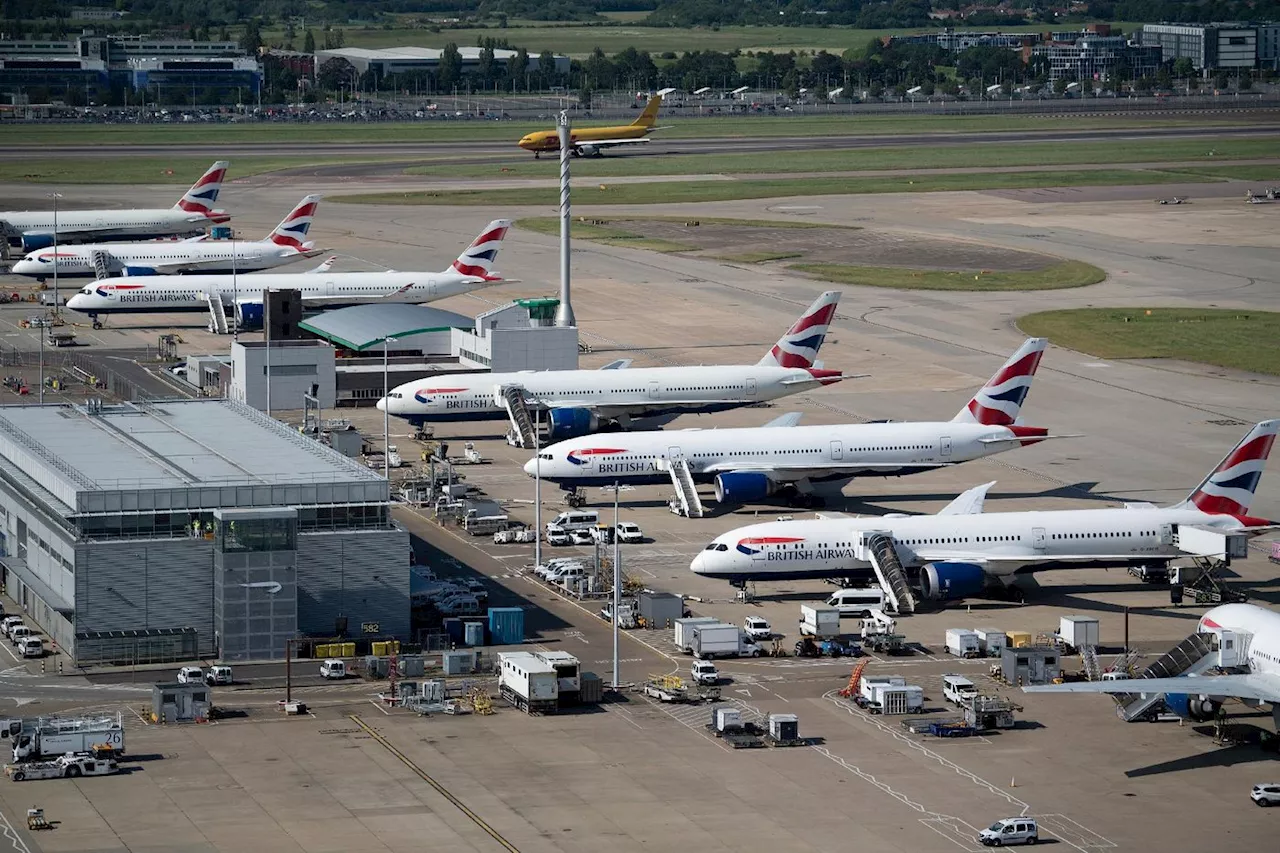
[11,714,125,762]
[674,616,720,653]
[1057,615,1099,652]
[945,628,981,658]
[498,652,559,713]
[799,604,841,638]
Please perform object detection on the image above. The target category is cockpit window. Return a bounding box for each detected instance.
[704,543,728,551]
[81,286,93,294]
[539,453,552,460]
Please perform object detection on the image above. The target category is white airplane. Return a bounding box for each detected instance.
[0,161,230,251]
[378,290,847,440]
[526,338,1060,506]
[64,219,512,317]
[1022,603,1280,729]
[688,420,1278,595]
[13,195,325,279]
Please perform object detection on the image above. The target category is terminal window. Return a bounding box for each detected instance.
[219,516,297,553]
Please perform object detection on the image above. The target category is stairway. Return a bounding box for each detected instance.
[1081,644,1102,682]
[667,455,703,518]
[203,293,228,335]
[864,533,916,615]
[1115,632,1219,722]
[497,385,537,448]
[90,249,112,280]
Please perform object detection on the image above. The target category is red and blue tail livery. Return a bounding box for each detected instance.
[451,220,511,281]
[758,290,840,369]
[1182,419,1279,521]
[174,160,230,222]
[268,194,323,250]
[953,338,1047,427]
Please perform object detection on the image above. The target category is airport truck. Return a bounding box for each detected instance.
[6,752,119,781]
[1055,615,1100,654]
[11,714,125,762]
[673,616,720,653]
[498,652,559,713]
[798,604,841,638]
[688,623,761,659]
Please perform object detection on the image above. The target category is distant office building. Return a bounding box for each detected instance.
[1032,36,1163,83]
[1141,23,1272,69]
[0,30,260,102]
[315,46,569,80]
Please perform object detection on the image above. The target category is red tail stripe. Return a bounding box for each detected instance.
[452,261,487,277]
[469,226,508,247]
[772,346,812,368]
[967,399,1014,426]
[985,351,1043,388]
[282,203,318,222]
[1213,434,1277,474]
[1192,493,1246,515]
[788,303,837,336]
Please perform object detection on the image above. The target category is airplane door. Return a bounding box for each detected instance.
[1032,527,1047,552]
[428,279,437,300]
[324,279,336,297]
[667,445,684,469]
[745,378,757,398]
[830,440,843,461]
[648,381,661,400]
[1159,523,1174,546]
[940,436,953,460]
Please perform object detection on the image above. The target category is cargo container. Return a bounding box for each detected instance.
[639,591,683,628]
[463,621,486,647]
[534,651,581,697]
[868,684,924,715]
[499,652,559,713]
[398,655,426,678]
[488,607,525,646]
[799,604,841,638]
[689,622,742,658]
[973,628,1006,657]
[442,649,476,676]
[945,629,981,658]
[674,616,720,653]
[580,671,604,704]
[443,617,466,646]
[769,713,800,743]
[1058,615,1099,652]
[1007,631,1033,649]
[713,706,742,732]
[860,675,906,704]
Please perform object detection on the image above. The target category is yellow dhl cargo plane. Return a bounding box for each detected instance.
[518,94,665,158]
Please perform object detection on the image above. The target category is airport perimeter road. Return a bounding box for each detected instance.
[4,123,1280,161]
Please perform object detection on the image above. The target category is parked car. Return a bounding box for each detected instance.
[176,666,204,685]
[320,659,346,679]
[616,522,644,543]
[690,659,719,685]
[1,616,23,638]
[17,636,43,658]
[1252,783,1280,807]
[978,818,1038,846]
[743,616,773,641]
[569,528,595,546]
[205,665,234,686]
[546,525,571,546]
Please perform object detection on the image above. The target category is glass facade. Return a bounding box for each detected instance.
[219,516,297,554]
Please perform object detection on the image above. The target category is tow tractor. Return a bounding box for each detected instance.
[6,752,119,781]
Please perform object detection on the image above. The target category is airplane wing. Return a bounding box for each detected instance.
[600,359,632,370]
[309,256,339,273]
[763,413,803,428]
[937,481,996,516]
[1023,673,1280,703]
[573,138,651,150]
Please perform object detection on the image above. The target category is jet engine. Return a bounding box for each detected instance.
[547,407,599,441]
[714,472,778,504]
[919,562,987,601]
[1164,692,1221,722]
[576,145,597,157]
[21,234,55,252]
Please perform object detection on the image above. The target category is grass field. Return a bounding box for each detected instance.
[0,113,1235,148]
[515,216,694,252]
[337,169,1218,206]
[0,156,415,184]
[1159,164,1280,181]
[791,260,1105,291]
[515,215,843,252]
[262,21,1145,58]
[406,138,1278,180]
[1019,308,1280,376]
[715,250,804,263]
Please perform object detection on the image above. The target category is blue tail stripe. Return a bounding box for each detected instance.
[1212,470,1262,492]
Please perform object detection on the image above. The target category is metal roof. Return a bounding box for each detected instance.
[0,400,382,508]
[298,303,474,352]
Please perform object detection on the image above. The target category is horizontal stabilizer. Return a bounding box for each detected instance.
[762,412,803,428]
[978,433,1081,444]
[600,359,632,370]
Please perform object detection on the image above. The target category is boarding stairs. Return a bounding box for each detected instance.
[90,250,113,280]
[202,293,229,335]
[1114,632,1219,722]
[1081,644,1102,682]
[862,532,916,615]
[496,384,537,448]
[667,455,703,518]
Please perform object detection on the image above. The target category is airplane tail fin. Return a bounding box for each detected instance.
[757,290,841,368]
[448,219,512,280]
[1175,419,1280,517]
[266,194,323,251]
[173,160,229,218]
[630,94,663,128]
[951,338,1047,425]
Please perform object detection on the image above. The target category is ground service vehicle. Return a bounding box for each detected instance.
[0,616,21,638]
[546,525,571,546]
[12,715,125,761]
[943,674,980,706]
[176,666,204,684]
[690,660,719,685]
[673,617,719,653]
[616,522,643,543]
[546,511,599,532]
[319,659,346,679]
[17,637,43,658]
[946,629,982,658]
[6,752,119,781]
[979,818,1039,846]
[743,616,772,640]
[799,604,841,638]
[827,587,887,617]
[499,652,559,712]
[205,666,233,685]
[1252,783,1280,806]
[8,625,32,645]
[569,529,594,546]
[689,623,760,658]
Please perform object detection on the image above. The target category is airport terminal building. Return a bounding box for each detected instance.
[0,399,408,664]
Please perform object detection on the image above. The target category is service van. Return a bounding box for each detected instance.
[616,522,644,543]
[17,636,43,658]
[320,659,346,680]
[8,625,33,645]
[546,564,587,585]
[546,511,599,532]
[176,666,204,685]
[979,818,1038,846]
[545,525,571,546]
[2,616,25,639]
[205,665,234,686]
[826,587,887,617]
[943,674,979,706]
[569,528,595,546]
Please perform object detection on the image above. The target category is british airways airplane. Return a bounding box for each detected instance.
[527,338,1061,506]
[64,220,512,316]
[13,195,325,279]
[689,420,1278,595]
[0,160,230,251]
[378,290,847,440]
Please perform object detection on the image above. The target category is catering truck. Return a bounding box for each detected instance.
[11,714,125,762]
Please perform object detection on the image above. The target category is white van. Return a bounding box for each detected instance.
[320,659,346,679]
[979,817,1038,846]
[942,674,979,706]
[176,666,204,685]
[17,636,43,658]
[8,625,33,645]
[546,525,571,546]
[547,511,600,532]
[827,587,886,617]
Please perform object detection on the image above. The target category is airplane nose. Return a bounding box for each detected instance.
[523,457,538,477]
[375,397,386,412]
[690,552,707,574]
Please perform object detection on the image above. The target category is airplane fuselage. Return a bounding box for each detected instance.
[531,420,1045,488]
[518,124,649,152]
[12,241,307,279]
[64,270,493,314]
[0,207,226,245]
[690,506,1258,584]
[379,364,840,425]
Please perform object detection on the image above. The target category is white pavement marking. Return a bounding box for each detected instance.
[0,640,19,664]
[0,807,32,853]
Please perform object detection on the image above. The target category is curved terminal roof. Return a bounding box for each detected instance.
[298,304,475,352]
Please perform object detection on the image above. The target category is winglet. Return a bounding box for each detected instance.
[600,359,632,370]
[951,338,1047,425]
[937,481,996,516]
[309,255,339,273]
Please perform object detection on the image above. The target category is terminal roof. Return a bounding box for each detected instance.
[298,303,474,351]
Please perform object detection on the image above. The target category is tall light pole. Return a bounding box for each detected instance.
[49,192,62,314]
[554,110,576,328]
[231,236,238,342]
[382,335,396,481]
[533,408,542,569]
[611,480,621,689]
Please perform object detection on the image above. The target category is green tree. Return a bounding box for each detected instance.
[437,43,462,91]
[240,19,262,55]
[1053,76,1069,95]
[477,44,495,84]
[303,30,315,54]
[317,57,355,92]
[508,47,529,92]
[1171,56,1194,80]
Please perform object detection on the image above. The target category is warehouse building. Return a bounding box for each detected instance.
[0,399,408,664]
[1141,22,1279,70]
